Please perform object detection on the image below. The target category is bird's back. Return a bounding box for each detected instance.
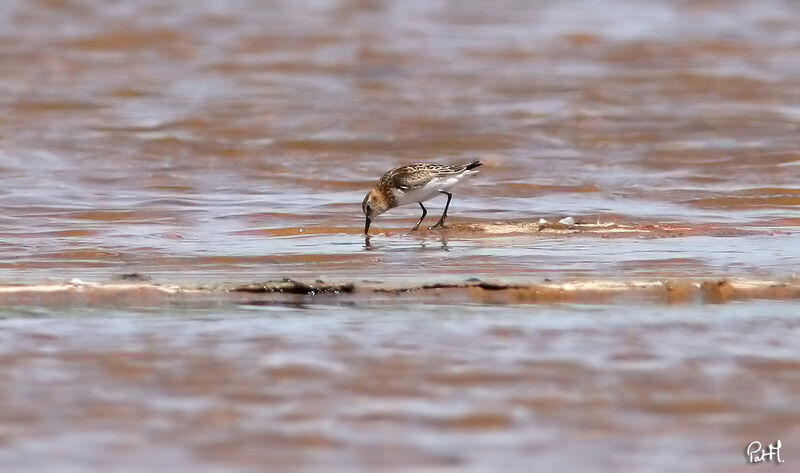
[386,161,482,206]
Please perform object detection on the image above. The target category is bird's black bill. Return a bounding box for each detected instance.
[364,217,371,235]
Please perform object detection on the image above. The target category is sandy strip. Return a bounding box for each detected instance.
[0,277,797,306]
[359,217,773,239]
[449,220,763,238]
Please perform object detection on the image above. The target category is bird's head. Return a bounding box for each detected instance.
[362,189,389,234]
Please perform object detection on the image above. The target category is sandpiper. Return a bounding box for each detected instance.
[362,161,482,235]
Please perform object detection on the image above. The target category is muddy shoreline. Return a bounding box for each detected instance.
[364,216,780,238]
[1,218,796,306]
[1,276,798,307]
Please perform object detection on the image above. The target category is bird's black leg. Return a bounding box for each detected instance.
[411,202,427,231]
[429,191,452,229]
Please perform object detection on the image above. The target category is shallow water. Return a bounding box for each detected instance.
[1,0,800,281]
[1,1,800,471]
[0,301,798,473]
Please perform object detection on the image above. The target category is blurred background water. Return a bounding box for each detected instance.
[1,0,800,281]
[0,1,799,472]
[0,301,798,473]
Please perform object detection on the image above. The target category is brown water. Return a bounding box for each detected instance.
[0,302,798,473]
[1,0,800,471]
[1,0,800,282]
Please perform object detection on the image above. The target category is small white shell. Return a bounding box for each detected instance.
[559,216,575,226]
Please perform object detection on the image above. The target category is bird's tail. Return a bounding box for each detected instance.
[464,160,482,170]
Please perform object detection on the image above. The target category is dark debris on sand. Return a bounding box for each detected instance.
[231,278,355,295]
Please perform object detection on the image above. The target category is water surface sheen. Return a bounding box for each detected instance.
[0,302,797,473]
[1,2,799,472]
[1,0,799,281]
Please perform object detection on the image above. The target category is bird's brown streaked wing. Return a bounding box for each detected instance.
[387,161,482,190]
[420,162,482,175]
[388,165,436,190]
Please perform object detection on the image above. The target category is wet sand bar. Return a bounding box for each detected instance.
[0,275,799,307]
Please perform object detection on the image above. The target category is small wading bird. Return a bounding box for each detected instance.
[362,161,482,235]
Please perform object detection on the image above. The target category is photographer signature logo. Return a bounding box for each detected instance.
[746,440,784,464]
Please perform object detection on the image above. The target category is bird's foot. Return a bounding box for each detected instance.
[428,222,447,230]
